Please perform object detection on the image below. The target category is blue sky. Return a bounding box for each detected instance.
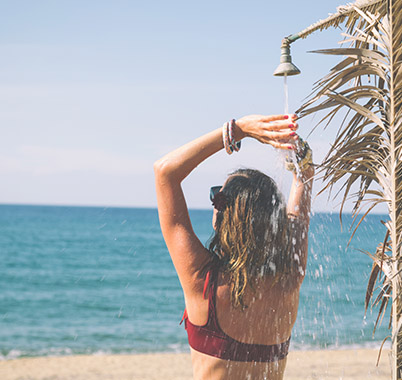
[1,0,377,212]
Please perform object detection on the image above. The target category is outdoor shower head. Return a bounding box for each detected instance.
[273,39,301,76]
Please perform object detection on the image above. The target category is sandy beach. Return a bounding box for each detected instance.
[0,349,391,380]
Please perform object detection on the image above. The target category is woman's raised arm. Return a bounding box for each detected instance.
[286,150,314,276]
[154,114,298,295]
[153,127,226,294]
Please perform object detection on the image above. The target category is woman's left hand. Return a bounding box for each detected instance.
[234,114,299,150]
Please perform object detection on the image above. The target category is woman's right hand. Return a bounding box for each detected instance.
[234,114,299,150]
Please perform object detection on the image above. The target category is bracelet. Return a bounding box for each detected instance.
[222,120,241,155]
[285,138,313,172]
[228,119,241,152]
[223,122,233,155]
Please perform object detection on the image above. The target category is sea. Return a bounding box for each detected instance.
[0,204,391,360]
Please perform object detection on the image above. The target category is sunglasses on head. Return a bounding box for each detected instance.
[210,186,222,202]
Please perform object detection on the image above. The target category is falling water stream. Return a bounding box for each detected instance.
[278,73,388,353]
[284,74,289,115]
[279,73,300,173]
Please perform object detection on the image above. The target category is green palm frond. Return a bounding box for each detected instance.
[297,0,402,372]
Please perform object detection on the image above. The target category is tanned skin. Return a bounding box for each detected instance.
[154,114,314,380]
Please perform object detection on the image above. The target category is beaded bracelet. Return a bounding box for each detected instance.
[222,120,241,155]
[228,119,241,152]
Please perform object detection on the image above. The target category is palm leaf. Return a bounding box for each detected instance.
[290,0,386,41]
[296,0,402,375]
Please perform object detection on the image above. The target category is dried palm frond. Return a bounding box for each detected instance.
[296,0,402,375]
[294,0,385,40]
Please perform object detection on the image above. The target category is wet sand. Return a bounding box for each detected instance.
[0,349,391,380]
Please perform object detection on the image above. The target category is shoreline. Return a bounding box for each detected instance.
[0,341,392,361]
[1,348,392,363]
[0,348,391,380]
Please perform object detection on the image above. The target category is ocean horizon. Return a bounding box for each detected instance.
[0,204,391,360]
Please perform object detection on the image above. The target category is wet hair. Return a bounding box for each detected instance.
[208,168,295,308]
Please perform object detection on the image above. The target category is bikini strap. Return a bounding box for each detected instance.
[180,309,188,325]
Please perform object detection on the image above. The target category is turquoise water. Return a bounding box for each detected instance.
[0,205,390,359]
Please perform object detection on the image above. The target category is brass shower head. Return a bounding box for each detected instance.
[273,39,301,76]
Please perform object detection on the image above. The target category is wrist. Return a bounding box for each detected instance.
[285,138,313,174]
[233,120,246,140]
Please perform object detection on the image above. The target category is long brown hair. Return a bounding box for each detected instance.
[208,169,295,308]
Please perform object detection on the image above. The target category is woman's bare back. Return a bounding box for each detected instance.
[187,272,301,380]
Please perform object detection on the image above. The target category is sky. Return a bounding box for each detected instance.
[0,0,385,213]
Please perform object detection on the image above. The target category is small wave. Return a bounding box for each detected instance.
[291,340,391,351]
[0,347,75,361]
[1,341,388,361]
[0,344,190,361]
[165,342,189,353]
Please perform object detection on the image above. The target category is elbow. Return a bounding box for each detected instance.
[154,157,175,180]
[153,158,163,175]
[153,158,167,177]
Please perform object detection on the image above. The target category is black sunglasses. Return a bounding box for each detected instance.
[210,186,222,202]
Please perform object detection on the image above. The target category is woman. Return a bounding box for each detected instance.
[154,114,313,380]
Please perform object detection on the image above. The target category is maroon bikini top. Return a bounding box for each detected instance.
[181,268,291,362]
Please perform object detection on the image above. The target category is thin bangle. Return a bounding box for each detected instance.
[223,122,233,155]
[228,119,241,152]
